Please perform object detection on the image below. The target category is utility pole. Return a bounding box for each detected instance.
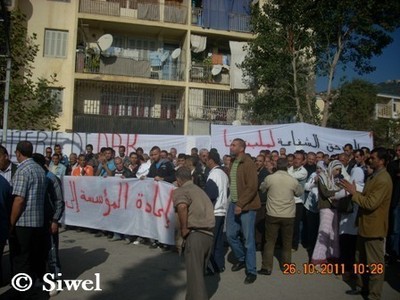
[0,0,11,145]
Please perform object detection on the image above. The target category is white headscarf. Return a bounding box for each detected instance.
[319,160,350,191]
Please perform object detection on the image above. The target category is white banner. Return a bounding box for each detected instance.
[0,130,210,160]
[1,123,374,159]
[211,123,374,156]
[62,176,177,245]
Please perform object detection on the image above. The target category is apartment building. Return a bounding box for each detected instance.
[11,0,256,135]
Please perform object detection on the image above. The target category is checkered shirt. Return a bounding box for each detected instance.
[12,158,46,227]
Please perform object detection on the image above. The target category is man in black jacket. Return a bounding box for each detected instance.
[147,146,176,183]
[146,146,176,250]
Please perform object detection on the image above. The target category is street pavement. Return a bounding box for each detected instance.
[0,228,399,300]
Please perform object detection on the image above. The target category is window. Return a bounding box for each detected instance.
[49,88,64,113]
[84,100,100,115]
[161,91,182,119]
[44,29,68,58]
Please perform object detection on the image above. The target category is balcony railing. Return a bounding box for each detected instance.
[79,0,188,25]
[74,80,185,134]
[191,7,251,33]
[76,51,184,81]
[74,114,184,134]
[190,63,230,85]
[375,103,400,119]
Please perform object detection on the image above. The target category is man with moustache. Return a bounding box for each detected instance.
[226,138,261,284]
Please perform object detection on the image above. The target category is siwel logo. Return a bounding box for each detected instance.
[42,273,102,292]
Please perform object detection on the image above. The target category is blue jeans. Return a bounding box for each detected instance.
[209,216,225,272]
[226,202,257,275]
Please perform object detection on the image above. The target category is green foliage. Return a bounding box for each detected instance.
[372,119,400,148]
[328,80,378,130]
[242,0,320,124]
[243,0,400,127]
[309,0,400,126]
[328,79,400,147]
[0,10,61,131]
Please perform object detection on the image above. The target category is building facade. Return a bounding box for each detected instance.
[13,0,256,135]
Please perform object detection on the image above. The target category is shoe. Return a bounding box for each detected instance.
[124,238,132,245]
[217,267,225,273]
[244,274,257,284]
[231,261,246,272]
[149,242,159,249]
[94,232,103,237]
[257,268,272,275]
[109,237,122,242]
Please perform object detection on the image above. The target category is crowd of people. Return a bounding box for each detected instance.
[0,140,399,299]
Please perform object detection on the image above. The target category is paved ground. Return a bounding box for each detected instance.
[0,229,399,300]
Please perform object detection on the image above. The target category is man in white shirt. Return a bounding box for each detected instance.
[204,151,229,274]
[287,151,308,251]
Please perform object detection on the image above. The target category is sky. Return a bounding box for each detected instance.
[316,28,400,92]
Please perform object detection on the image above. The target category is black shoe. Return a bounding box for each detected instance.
[231,261,246,272]
[244,273,257,284]
[257,268,272,275]
[217,266,225,273]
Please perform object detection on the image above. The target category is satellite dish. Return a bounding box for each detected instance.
[161,51,170,63]
[97,34,113,52]
[211,65,222,76]
[171,48,181,59]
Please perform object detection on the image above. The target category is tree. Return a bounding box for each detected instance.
[242,0,319,124]
[0,9,60,131]
[328,79,378,131]
[311,0,400,126]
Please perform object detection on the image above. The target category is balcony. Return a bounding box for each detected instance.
[79,0,188,25]
[75,50,184,81]
[190,62,230,85]
[74,114,184,134]
[74,80,185,134]
[188,88,247,124]
[191,7,251,33]
[375,102,400,119]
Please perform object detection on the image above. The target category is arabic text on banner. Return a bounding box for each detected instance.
[63,176,176,245]
[211,123,373,156]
